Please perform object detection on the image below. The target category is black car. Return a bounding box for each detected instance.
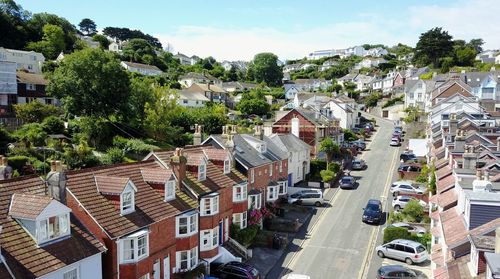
[362,199,383,224]
[213,261,260,279]
[398,164,422,172]
[400,153,418,163]
[377,265,417,278]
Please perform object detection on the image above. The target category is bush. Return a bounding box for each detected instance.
[402,200,424,223]
[310,160,326,180]
[42,116,65,134]
[388,211,404,223]
[230,224,259,247]
[382,95,404,108]
[15,123,47,147]
[328,162,340,173]
[383,226,411,244]
[13,101,63,123]
[320,169,335,183]
[343,129,359,142]
[102,147,125,165]
[113,136,159,156]
[8,155,30,173]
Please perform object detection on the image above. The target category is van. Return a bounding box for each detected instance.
[376,239,428,265]
[287,189,323,207]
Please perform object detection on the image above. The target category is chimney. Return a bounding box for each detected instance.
[476,169,483,181]
[225,134,236,168]
[291,117,300,138]
[254,125,263,140]
[495,227,500,254]
[449,113,458,136]
[454,129,465,151]
[46,161,66,204]
[484,170,490,182]
[170,148,187,190]
[230,125,238,135]
[463,146,478,170]
[0,156,12,180]
[193,124,202,146]
[221,125,228,139]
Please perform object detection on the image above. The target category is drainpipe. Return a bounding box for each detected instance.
[116,239,120,279]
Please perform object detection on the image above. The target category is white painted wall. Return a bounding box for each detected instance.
[0,47,45,73]
[39,253,102,279]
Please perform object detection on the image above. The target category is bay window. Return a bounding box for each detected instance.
[176,212,198,237]
[120,230,149,263]
[267,186,279,201]
[224,159,230,174]
[200,227,219,251]
[233,183,247,202]
[165,179,176,201]
[232,212,247,229]
[248,193,262,209]
[176,247,198,272]
[37,213,70,244]
[200,194,219,216]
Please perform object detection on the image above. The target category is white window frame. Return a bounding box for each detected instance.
[279,161,283,173]
[250,169,255,183]
[248,193,262,209]
[198,163,206,181]
[120,230,149,264]
[165,179,176,202]
[26,83,36,91]
[278,181,288,195]
[63,267,78,279]
[269,164,273,177]
[176,247,198,272]
[224,159,230,174]
[233,183,247,202]
[200,227,219,251]
[176,212,198,237]
[138,275,150,279]
[121,190,135,215]
[37,213,70,244]
[232,212,247,229]
[200,195,219,216]
[267,186,279,201]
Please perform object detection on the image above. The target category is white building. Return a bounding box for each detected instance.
[267,133,310,185]
[323,99,356,129]
[0,47,45,74]
[120,61,163,76]
[365,47,388,57]
[178,72,221,88]
[354,58,386,69]
[177,90,210,107]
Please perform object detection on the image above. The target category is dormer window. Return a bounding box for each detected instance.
[38,213,70,243]
[165,179,176,201]
[224,159,230,174]
[95,176,137,215]
[198,164,206,181]
[121,191,134,214]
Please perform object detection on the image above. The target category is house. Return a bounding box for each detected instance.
[430,78,473,107]
[429,95,484,125]
[77,35,100,49]
[108,41,123,53]
[221,82,260,93]
[186,83,227,104]
[283,63,304,73]
[272,108,342,156]
[459,71,500,101]
[476,50,498,64]
[283,79,332,94]
[404,79,436,110]
[323,99,356,129]
[0,161,105,279]
[320,59,339,71]
[17,71,59,106]
[267,133,311,186]
[308,49,336,60]
[353,74,375,91]
[495,53,500,64]
[178,72,221,88]
[365,47,388,57]
[0,61,17,116]
[337,73,358,87]
[177,90,210,107]
[174,53,200,66]
[221,61,247,72]
[354,58,386,69]
[0,47,45,74]
[370,76,383,91]
[120,61,163,76]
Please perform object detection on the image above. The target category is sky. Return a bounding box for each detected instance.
[15,0,500,61]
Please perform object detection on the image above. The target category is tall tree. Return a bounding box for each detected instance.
[92,34,110,49]
[47,48,130,118]
[247,53,283,86]
[319,138,340,168]
[26,23,65,59]
[413,27,453,68]
[26,13,78,52]
[103,26,162,48]
[467,38,484,53]
[0,0,31,49]
[78,18,96,36]
[122,38,156,63]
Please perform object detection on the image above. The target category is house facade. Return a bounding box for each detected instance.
[0,61,17,115]
[178,73,221,88]
[0,47,45,74]
[120,61,163,76]
[177,90,210,107]
[17,71,59,106]
[186,83,227,104]
[267,134,311,186]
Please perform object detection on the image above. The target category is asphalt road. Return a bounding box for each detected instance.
[274,115,401,279]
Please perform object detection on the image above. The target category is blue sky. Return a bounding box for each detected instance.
[16,0,500,61]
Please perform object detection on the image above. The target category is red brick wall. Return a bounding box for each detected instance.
[176,233,198,251]
[232,200,248,213]
[478,251,487,274]
[272,110,317,149]
[249,164,272,193]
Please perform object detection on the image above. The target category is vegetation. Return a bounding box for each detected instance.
[236,88,271,116]
[404,106,424,123]
[319,138,340,168]
[246,53,283,86]
[429,165,437,195]
[401,200,425,223]
[78,18,96,36]
[364,92,383,108]
[382,95,404,108]
[230,224,260,247]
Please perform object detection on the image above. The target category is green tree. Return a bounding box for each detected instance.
[247,53,283,86]
[41,115,65,134]
[102,26,162,48]
[467,38,484,53]
[47,48,130,118]
[383,226,410,244]
[343,129,359,142]
[122,38,156,63]
[236,89,271,116]
[26,13,77,52]
[319,138,340,168]
[78,18,96,36]
[127,77,155,129]
[0,0,31,49]
[429,165,436,194]
[102,147,125,165]
[224,65,239,81]
[413,27,454,68]
[144,86,180,142]
[13,101,62,123]
[402,200,424,223]
[26,24,65,59]
[15,123,47,147]
[320,169,336,184]
[92,34,110,49]
[63,142,101,169]
[455,46,476,66]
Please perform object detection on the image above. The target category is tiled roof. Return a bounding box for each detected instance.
[469,235,495,250]
[66,160,193,238]
[437,175,455,194]
[203,148,229,161]
[435,158,448,170]
[0,176,105,278]
[9,193,52,220]
[437,189,458,208]
[436,166,452,180]
[184,150,206,166]
[184,162,232,196]
[440,208,467,247]
[16,71,47,85]
[121,61,162,71]
[431,210,440,221]
[433,266,448,279]
[141,168,174,184]
[226,168,247,184]
[431,226,441,237]
[95,175,130,195]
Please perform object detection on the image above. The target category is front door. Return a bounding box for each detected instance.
[219,220,223,244]
[288,173,292,187]
[163,255,170,279]
[153,259,160,279]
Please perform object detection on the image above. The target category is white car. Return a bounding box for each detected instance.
[392,195,427,211]
[390,183,424,195]
[390,138,400,146]
[386,222,427,236]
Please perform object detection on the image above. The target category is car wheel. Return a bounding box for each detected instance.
[405,257,414,265]
[377,251,385,258]
[315,201,322,207]
[394,205,401,211]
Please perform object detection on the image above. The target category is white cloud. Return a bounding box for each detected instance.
[156,0,500,61]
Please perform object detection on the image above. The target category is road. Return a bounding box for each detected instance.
[273,115,401,279]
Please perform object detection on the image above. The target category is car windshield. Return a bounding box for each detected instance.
[366,204,379,211]
[416,245,426,253]
[290,193,301,198]
[342,178,352,183]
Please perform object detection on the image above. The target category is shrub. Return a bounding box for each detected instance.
[320,169,335,183]
[102,147,125,165]
[230,224,259,247]
[388,211,404,224]
[383,226,411,244]
[15,123,47,147]
[8,155,30,173]
[310,160,326,180]
[343,129,359,142]
[402,200,424,222]
[42,116,65,134]
[382,95,404,108]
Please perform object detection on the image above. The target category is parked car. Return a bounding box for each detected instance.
[351,140,366,150]
[394,126,404,133]
[392,133,402,141]
[340,176,356,189]
[400,152,418,163]
[352,159,367,170]
[213,261,260,279]
[376,239,429,265]
[392,196,427,211]
[390,138,400,147]
[362,199,383,224]
[287,189,324,207]
[386,222,426,236]
[390,181,424,195]
[398,164,422,173]
[377,265,417,278]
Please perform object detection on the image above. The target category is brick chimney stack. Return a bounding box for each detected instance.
[254,125,263,140]
[46,160,66,204]
[170,148,187,190]
[463,145,477,170]
[449,113,458,136]
[193,124,203,146]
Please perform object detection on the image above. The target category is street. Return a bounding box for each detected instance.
[271,115,401,279]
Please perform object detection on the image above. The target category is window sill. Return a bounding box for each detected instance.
[200,245,219,252]
[233,198,247,203]
[176,231,198,238]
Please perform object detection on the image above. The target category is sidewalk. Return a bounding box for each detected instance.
[249,187,338,279]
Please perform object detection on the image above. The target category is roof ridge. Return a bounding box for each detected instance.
[65,159,156,175]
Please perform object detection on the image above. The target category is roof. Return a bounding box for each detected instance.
[203,148,229,161]
[189,83,226,93]
[484,252,500,275]
[9,193,52,220]
[268,133,310,153]
[184,161,232,196]
[178,90,210,101]
[437,174,455,194]
[469,235,495,250]
[16,71,47,85]
[436,188,458,208]
[141,168,174,184]
[121,61,162,71]
[440,208,467,247]
[0,176,105,278]
[179,72,218,81]
[213,134,273,168]
[449,217,500,249]
[66,160,194,239]
[95,175,132,195]
[436,165,452,180]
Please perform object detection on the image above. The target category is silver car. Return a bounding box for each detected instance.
[386,222,427,236]
[376,239,428,265]
[287,190,324,207]
[340,176,356,189]
[392,196,427,211]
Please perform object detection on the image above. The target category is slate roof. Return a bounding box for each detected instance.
[469,235,495,250]
[484,252,500,275]
[178,90,210,101]
[0,176,105,278]
[189,83,226,93]
[66,160,195,239]
[9,193,52,220]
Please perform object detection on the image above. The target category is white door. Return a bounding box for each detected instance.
[163,256,170,279]
[153,259,160,279]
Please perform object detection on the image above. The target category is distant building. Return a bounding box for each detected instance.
[178,72,221,88]
[17,71,59,106]
[0,47,45,74]
[174,53,200,66]
[120,61,163,76]
[177,90,210,107]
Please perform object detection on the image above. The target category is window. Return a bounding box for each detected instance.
[165,180,176,201]
[26,83,36,91]
[482,87,494,93]
[63,268,78,279]
[267,186,279,201]
[198,164,206,181]
[183,100,188,104]
[200,227,219,251]
[138,275,149,279]
[278,181,288,195]
[250,169,255,183]
[200,195,219,216]
[417,82,423,89]
[176,212,198,237]
[37,213,70,243]
[121,190,134,215]
[269,165,273,177]
[248,194,262,209]
[233,184,247,202]
[224,159,230,174]
[120,230,149,263]
[31,55,37,61]
[46,98,53,105]
[279,161,283,172]
[409,93,414,99]
[259,144,266,153]
[176,247,198,271]
[417,93,422,100]
[27,64,33,70]
[232,212,247,229]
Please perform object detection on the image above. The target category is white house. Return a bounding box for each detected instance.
[495,54,500,64]
[323,99,356,129]
[404,79,436,110]
[120,61,163,76]
[178,72,221,88]
[0,47,45,74]
[283,63,304,73]
[283,79,331,96]
[353,74,375,91]
[354,58,386,69]
[267,133,310,185]
[320,59,339,71]
[365,47,388,57]
[177,90,210,107]
[476,50,497,64]
[430,94,484,125]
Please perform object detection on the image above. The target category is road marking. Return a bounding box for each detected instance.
[357,132,400,279]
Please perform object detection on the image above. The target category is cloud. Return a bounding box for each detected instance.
[156,0,500,61]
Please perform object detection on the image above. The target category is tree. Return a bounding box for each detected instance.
[468,38,484,53]
[144,86,181,143]
[127,77,155,129]
[13,101,62,123]
[0,0,31,49]
[455,46,476,66]
[102,26,162,48]
[26,13,78,52]
[102,147,125,165]
[320,169,335,185]
[41,115,65,134]
[224,65,239,81]
[236,89,271,116]
[319,138,340,168]
[247,53,283,86]
[78,18,96,36]
[402,200,424,223]
[429,165,436,195]
[47,48,130,118]
[92,34,110,49]
[413,27,453,68]
[26,24,65,59]
[122,38,156,64]
[15,123,47,147]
